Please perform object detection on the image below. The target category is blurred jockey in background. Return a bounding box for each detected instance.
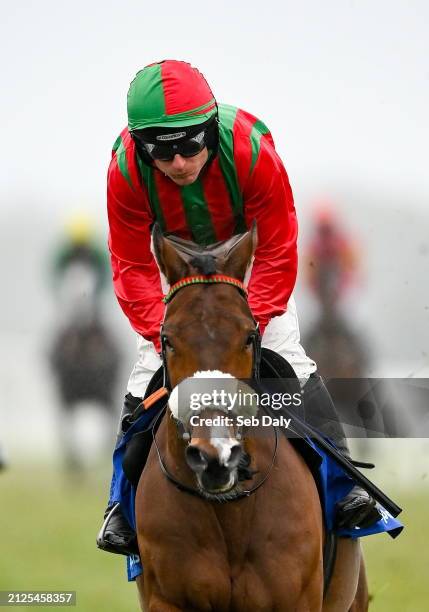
[305,205,360,311]
[303,204,368,378]
[51,213,109,326]
[49,213,120,472]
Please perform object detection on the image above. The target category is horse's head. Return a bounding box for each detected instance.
[152,224,259,497]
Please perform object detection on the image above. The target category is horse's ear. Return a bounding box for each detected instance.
[222,221,258,282]
[152,223,189,285]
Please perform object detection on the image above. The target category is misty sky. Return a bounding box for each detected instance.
[1,0,428,218]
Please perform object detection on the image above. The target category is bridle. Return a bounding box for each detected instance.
[151,404,278,502]
[160,274,262,390]
[153,273,277,502]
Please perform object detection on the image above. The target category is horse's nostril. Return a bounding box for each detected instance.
[185,445,208,471]
[227,444,243,469]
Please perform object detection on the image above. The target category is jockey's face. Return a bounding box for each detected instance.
[153,147,209,186]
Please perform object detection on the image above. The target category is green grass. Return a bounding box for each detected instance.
[0,464,427,611]
[363,488,429,612]
[0,464,138,611]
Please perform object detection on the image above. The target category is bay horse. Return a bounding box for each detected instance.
[135,225,368,611]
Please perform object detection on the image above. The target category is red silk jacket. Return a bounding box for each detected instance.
[107,105,298,352]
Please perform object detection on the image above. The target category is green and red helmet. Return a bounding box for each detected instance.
[127,60,218,133]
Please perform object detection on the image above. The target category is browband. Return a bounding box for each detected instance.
[163,275,247,304]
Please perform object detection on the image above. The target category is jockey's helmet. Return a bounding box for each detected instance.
[65,212,94,245]
[127,60,218,162]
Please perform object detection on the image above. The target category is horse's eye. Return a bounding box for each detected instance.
[245,334,254,348]
[163,336,174,352]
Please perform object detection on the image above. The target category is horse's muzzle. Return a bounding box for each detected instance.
[185,444,243,493]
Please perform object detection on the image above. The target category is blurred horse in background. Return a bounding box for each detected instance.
[304,206,379,458]
[304,204,367,381]
[49,255,120,473]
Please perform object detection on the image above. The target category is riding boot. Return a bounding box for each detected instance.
[303,373,382,530]
[96,393,141,556]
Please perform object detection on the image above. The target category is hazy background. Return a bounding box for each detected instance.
[0,1,428,610]
[2,0,428,454]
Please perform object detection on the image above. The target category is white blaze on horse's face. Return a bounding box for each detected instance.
[209,429,239,466]
[168,370,242,466]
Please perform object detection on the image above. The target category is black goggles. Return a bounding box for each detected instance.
[137,130,206,162]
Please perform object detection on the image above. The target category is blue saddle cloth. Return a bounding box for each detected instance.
[109,406,403,582]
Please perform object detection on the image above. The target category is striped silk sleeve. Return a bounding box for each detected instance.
[243,139,298,335]
[107,152,164,352]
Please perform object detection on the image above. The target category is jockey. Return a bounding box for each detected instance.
[53,213,108,295]
[97,60,381,556]
[306,206,358,307]
[51,213,109,325]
